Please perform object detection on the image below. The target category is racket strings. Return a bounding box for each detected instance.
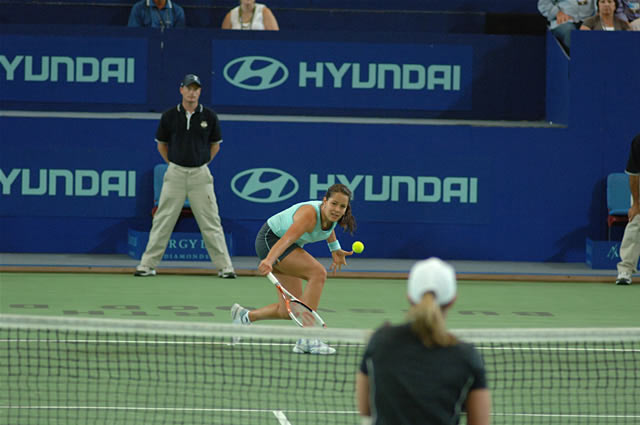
[290,301,321,328]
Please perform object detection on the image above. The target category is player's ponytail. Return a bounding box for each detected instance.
[408,292,457,347]
[325,184,357,234]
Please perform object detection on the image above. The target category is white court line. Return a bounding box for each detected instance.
[0,407,636,419]
[273,410,292,425]
[0,406,357,414]
[492,413,640,419]
[0,339,364,349]
[476,346,640,353]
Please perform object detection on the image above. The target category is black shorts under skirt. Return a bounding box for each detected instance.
[255,222,300,263]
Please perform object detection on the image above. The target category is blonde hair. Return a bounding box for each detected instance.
[407,292,458,347]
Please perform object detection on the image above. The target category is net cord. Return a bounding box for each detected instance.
[1,314,639,343]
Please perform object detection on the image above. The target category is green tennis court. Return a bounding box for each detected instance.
[1,272,638,328]
[1,271,639,424]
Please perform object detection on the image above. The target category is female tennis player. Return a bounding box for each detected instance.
[231,183,356,354]
[356,258,491,425]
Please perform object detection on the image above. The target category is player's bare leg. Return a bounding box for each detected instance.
[274,249,334,354]
[247,248,326,322]
[273,248,327,310]
[248,273,303,321]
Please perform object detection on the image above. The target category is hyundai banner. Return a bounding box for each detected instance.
[0,116,155,218]
[0,35,147,103]
[219,123,491,225]
[212,40,472,111]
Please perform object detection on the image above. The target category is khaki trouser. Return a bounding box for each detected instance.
[617,214,640,274]
[140,162,233,270]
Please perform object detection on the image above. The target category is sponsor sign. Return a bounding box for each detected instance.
[584,238,638,270]
[230,168,299,203]
[585,238,616,269]
[0,116,150,218]
[0,35,147,103]
[0,167,138,217]
[128,229,234,261]
[225,165,490,224]
[212,40,472,111]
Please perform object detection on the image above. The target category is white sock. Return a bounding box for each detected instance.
[241,311,251,324]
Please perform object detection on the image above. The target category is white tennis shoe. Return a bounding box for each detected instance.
[293,339,336,355]
[231,303,250,325]
[230,303,250,344]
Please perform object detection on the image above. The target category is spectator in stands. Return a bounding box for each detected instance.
[615,133,640,285]
[128,0,186,29]
[581,0,631,30]
[616,0,640,30]
[538,0,597,52]
[356,258,491,425]
[221,0,279,30]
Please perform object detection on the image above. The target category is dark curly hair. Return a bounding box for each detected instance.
[324,183,357,234]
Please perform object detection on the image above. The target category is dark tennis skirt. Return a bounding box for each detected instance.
[255,222,300,263]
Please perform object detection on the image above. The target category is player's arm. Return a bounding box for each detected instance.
[465,388,491,425]
[355,372,371,417]
[327,230,353,273]
[257,206,316,274]
[156,142,169,163]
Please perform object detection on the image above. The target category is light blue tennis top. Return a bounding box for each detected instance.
[267,201,337,247]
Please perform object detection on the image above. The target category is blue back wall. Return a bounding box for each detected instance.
[1,27,639,263]
[0,25,545,120]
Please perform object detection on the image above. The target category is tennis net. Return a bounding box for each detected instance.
[1,315,639,425]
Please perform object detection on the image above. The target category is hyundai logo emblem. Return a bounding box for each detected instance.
[223,56,289,90]
[231,168,299,203]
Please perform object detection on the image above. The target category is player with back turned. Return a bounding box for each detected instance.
[356,258,491,425]
[230,183,357,354]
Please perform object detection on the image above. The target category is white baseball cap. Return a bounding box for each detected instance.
[407,258,457,306]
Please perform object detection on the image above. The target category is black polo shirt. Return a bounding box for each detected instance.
[155,104,222,167]
[360,323,487,425]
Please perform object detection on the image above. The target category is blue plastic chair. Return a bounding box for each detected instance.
[152,163,192,216]
[607,173,631,240]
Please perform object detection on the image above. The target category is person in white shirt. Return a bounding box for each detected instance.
[221,0,279,30]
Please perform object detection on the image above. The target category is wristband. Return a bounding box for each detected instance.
[328,240,341,252]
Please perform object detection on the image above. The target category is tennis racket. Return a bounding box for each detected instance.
[266,272,327,328]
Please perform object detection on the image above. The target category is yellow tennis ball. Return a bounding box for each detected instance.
[352,241,364,254]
